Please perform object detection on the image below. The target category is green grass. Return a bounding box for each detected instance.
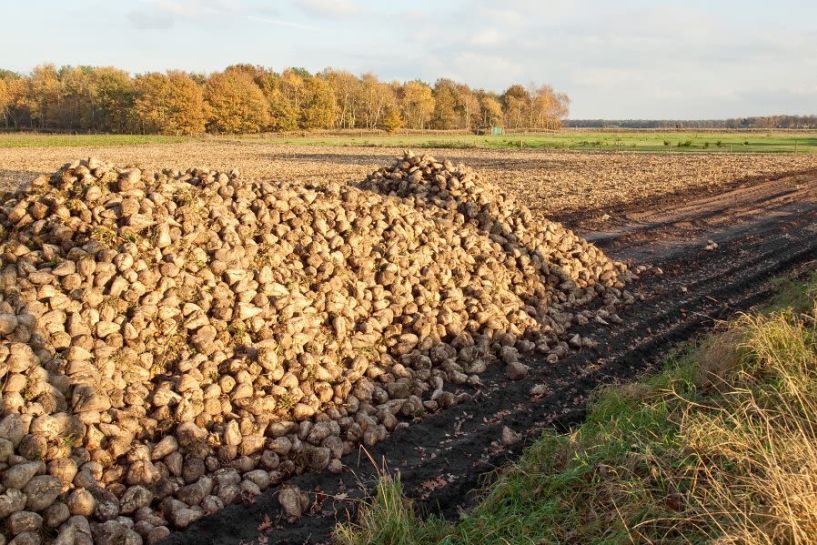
[336,271,817,545]
[0,133,188,148]
[234,130,817,153]
[1,130,816,153]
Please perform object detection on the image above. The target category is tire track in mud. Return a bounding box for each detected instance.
[164,171,817,545]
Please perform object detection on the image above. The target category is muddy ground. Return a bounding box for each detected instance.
[156,166,817,545]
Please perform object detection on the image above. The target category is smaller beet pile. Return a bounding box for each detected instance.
[0,152,634,545]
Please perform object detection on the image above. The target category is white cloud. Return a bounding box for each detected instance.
[157,0,241,17]
[127,0,241,28]
[245,14,318,31]
[295,0,360,18]
[470,28,503,46]
[395,1,817,117]
[127,9,175,29]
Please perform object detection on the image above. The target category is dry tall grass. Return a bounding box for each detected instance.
[675,305,817,544]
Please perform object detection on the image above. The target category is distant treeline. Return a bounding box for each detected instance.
[566,116,817,129]
[0,64,570,135]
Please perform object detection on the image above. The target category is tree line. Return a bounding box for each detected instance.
[0,64,570,135]
[566,116,817,129]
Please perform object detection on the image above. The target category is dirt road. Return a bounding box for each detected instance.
[162,169,817,545]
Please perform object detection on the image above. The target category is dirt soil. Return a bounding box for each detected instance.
[4,144,817,218]
[159,167,817,545]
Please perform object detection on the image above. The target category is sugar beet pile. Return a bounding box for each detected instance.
[0,152,633,545]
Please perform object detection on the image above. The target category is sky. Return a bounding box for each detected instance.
[1,0,816,119]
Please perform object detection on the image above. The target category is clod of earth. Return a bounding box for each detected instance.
[0,152,634,543]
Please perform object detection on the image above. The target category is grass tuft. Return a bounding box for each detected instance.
[334,476,449,545]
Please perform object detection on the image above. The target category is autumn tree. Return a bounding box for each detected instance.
[502,84,530,129]
[234,66,292,132]
[358,73,395,129]
[221,64,261,81]
[0,74,29,129]
[323,69,360,129]
[265,68,305,131]
[94,67,136,133]
[133,71,208,135]
[299,76,336,129]
[250,66,279,102]
[456,84,480,130]
[551,91,570,128]
[205,70,269,133]
[279,68,306,112]
[220,65,279,126]
[522,85,570,129]
[478,92,503,129]
[0,62,570,134]
[57,66,98,130]
[28,65,62,128]
[0,77,9,128]
[265,88,297,131]
[399,80,434,130]
[380,107,403,133]
[430,79,459,130]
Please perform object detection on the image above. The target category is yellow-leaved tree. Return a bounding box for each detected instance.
[94,67,136,133]
[133,71,208,135]
[28,64,62,129]
[266,68,303,131]
[399,81,435,130]
[430,79,459,130]
[357,73,395,129]
[502,84,530,129]
[0,78,8,127]
[380,107,403,133]
[205,70,270,134]
[479,93,504,129]
[299,76,336,129]
[322,68,360,129]
[0,75,29,129]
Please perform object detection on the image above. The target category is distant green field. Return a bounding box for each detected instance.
[256,130,817,153]
[0,134,187,148]
[1,130,815,153]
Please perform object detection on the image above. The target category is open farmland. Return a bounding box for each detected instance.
[3,137,817,221]
[2,140,817,545]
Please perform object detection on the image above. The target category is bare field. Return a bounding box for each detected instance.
[2,141,817,545]
[2,142,817,219]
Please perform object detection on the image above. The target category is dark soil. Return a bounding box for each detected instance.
[163,169,817,545]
